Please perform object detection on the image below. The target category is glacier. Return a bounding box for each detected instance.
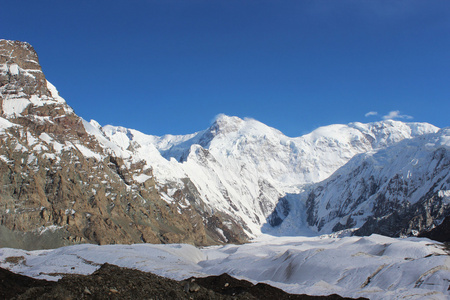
[1,234,448,299]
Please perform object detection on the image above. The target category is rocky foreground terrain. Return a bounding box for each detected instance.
[1,263,366,300]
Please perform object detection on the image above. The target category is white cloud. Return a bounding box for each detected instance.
[382,110,413,120]
[365,111,378,117]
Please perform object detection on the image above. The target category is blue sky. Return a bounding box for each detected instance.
[2,1,449,136]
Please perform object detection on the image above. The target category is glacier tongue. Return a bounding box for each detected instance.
[84,114,439,237]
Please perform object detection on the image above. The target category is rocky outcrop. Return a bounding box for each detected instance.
[0,40,49,101]
[419,216,450,242]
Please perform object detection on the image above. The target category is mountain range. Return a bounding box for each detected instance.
[0,39,448,250]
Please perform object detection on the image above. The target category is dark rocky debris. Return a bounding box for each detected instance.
[1,263,367,300]
[419,216,450,242]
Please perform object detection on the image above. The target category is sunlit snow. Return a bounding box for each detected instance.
[1,235,448,299]
[83,115,439,236]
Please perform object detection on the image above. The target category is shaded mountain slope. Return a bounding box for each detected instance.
[267,128,450,237]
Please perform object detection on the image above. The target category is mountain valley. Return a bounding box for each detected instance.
[0,38,449,299]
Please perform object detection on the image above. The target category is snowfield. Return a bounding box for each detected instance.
[1,234,449,299]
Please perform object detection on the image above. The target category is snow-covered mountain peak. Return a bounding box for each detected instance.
[303,120,438,147]
[102,124,132,137]
[435,127,450,148]
[206,115,286,146]
[88,119,102,130]
[209,114,244,135]
[348,120,439,149]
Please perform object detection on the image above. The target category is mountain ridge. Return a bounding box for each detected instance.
[86,111,439,237]
[0,39,448,249]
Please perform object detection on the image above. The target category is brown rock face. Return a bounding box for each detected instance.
[0,40,49,99]
[0,40,248,250]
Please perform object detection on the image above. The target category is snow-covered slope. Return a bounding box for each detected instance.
[1,234,448,299]
[84,114,439,237]
[269,128,450,237]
